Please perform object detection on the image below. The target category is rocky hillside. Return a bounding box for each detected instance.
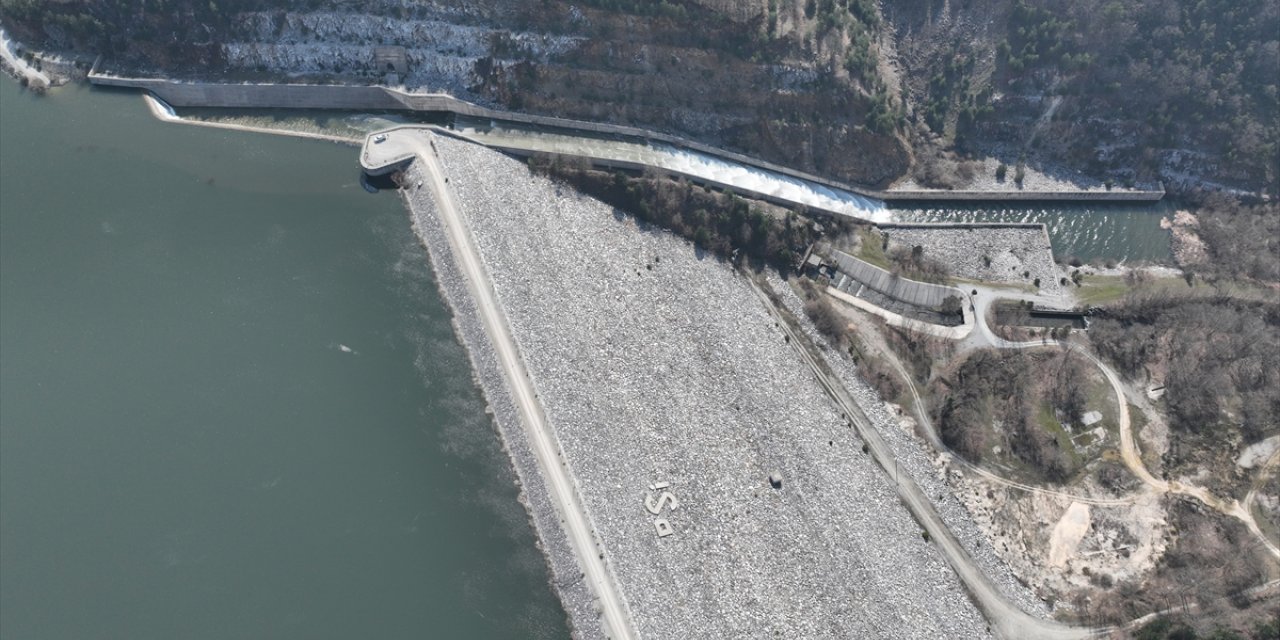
[3,0,1275,195]
[884,0,1279,197]
[0,0,911,188]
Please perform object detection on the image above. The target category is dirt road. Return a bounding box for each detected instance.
[752,279,1098,640]
[964,293,1280,560]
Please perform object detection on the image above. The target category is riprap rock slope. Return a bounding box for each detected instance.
[426,135,992,639]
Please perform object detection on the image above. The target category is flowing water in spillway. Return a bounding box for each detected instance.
[458,125,1171,264]
[0,80,568,639]
[164,106,1170,263]
[456,125,891,222]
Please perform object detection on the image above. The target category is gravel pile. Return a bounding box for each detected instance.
[765,272,1051,620]
[883,225,1067,298]
[412,135,993,639]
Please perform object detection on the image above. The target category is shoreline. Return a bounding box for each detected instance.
[141,92,360,145]
[0,26,51,89]
[400,163,608,640]
[141,85,611,636]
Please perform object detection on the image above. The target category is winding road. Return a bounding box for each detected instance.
[818,275,1280,632]
[873,334,1136,508]
[997,333,1279,560]
[845,281,1280,559]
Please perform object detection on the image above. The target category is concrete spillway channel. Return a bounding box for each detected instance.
[364,122,890,224]
[445,124,890,222]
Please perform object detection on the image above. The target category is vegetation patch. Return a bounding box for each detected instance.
[886,242,950,284]
[529,156,838,272]
[930,348,1097,483]
[1089,295,1279,447]
[853,226,890,270]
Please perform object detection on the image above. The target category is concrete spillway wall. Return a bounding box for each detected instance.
[828,249,961,309]
[884,190,1164,202]
[89,73,1165,205]
[480,142,883,222]
[878,221,1045,230]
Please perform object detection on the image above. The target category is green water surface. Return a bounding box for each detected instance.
[0,80,567,639]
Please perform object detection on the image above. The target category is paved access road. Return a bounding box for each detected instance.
[373,129,639,640]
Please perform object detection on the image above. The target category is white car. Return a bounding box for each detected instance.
[372,134,387,144]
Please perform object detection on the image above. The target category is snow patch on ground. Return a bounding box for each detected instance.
[1048,502,1091,568]
[0,26,51,88]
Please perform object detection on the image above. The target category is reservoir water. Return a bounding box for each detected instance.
[0,79,568,639]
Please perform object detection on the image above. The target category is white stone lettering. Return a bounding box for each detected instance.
[645,491,680,515]
[645,481,679,538]
[654,518,674,538]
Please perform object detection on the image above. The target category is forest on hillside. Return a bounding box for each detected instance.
[2,0,1276,194]
[888,0,1279,196]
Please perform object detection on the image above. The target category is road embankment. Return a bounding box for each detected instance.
[400,159,611,640]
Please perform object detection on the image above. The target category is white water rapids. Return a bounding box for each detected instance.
[457,126,890,223]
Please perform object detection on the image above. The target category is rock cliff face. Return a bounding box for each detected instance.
[0,0,911,188]
[883,0,1279,196]
[4,0,1273,193]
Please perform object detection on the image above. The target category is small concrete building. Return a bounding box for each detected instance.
[373,46,408,76]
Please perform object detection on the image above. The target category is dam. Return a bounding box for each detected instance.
[89,73,1164,218]
[394,127,1008,638]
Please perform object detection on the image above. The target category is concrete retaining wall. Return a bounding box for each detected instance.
[362,156,413,176]
[828,249,960,309]
[884,189,1164,202]
[878,222,1045,230]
